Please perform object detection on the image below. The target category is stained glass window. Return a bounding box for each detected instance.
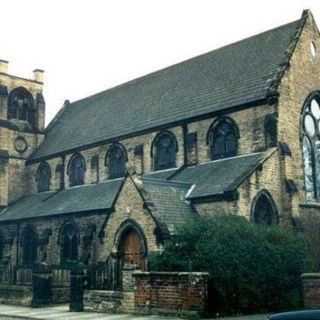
[61,223,79,262]
[208,119,239,160]
[68,153,86,186]
[153,132,177,171]
[22,226,38,266]
[36,162,51,192]
[252,192,278,225]
[301,95,320,200]
[106,144,126,179]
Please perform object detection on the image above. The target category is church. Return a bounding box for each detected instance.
[0,9,319,302]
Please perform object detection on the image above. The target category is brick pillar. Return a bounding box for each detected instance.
[302,273,320,308]
[70,266,85,312]
[32,262,52,307]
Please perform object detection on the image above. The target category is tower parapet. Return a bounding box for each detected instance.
[0,60,46,206]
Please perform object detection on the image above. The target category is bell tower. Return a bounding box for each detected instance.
[0,60,46,207]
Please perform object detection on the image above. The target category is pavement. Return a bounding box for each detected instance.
[0,304,268,320]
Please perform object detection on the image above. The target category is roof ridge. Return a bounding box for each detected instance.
[184,151,266,168]
[143,176,192,188]
[57,18,302,112]
[32,14,303,161]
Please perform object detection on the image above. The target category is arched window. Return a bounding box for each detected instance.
[251,191,278,226]
[67,153,86,187]
[8,87,36,127]
[21,226,38,266]
[36,162,51,192]
[301,93,320,200]
[60,223,79,263]
[105,144,127,179]
[207,118,239,160]
[152,131,178,171]
[264,113,278,148]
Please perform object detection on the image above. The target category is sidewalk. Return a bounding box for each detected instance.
[0,304,267,320]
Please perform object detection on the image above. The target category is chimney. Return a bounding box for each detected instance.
[0,60,9,74]
[33,69,44,83]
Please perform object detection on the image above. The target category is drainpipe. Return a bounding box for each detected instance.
[61,155,66,190]
[15,223,20,284]
[182,124,188,166]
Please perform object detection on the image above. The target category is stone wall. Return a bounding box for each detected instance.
[0,284,32,306]
[302,273,320,308]
[134,271,209,316]
[84,290,135,314]
[0,211,107,269]
[25,94,278,200]
[277,11,320,218]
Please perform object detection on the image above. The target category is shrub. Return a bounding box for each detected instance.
[149,215,308,316]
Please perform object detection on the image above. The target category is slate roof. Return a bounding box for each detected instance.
[150,151,273,200]
[144,168,178,180]
[0,179,124,222]
[142,179,197,234]
[30,17,303,161]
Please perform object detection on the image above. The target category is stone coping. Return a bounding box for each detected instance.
[301,273,320,279]
[84,290,123,297]
[299,202,320,208]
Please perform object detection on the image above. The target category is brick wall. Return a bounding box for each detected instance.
[133,271,209,316]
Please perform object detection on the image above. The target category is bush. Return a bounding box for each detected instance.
[149,215,308,316]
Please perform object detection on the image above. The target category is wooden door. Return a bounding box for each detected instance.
[119,229,145,270]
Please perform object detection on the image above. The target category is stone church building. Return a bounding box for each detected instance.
[0,10,319,299]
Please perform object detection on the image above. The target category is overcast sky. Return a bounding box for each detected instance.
[1,0,319,125]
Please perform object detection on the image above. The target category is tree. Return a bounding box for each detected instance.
[149,215,308,315]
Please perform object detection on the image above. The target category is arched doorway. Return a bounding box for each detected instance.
[111,220,148,290]
[251,191,279,226]
[118,227,146,270]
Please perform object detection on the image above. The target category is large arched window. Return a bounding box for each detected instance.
[251,191,278,226]
[67,153,86,187]
[21,225,38,266]
[36,162,51,192]
[207,118,239,160]
[152,131,178,171]
[8,87,36,127]
[105,144,127,179]
[60,223,79,263]
[301,93,320,201]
